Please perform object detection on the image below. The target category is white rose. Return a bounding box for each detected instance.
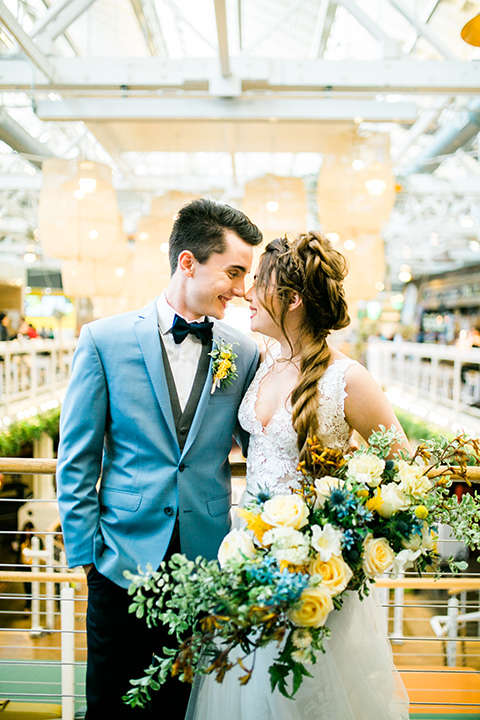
[217,529,256,568]
[313,476,344,509]
[310,523,343,562]
[402,522,436,552]
[396,460,432,499]
[260,493,310,530]
[377,482,410,518]
[347,454,385,487]
[262,526,310,566]
[261,494,310,529]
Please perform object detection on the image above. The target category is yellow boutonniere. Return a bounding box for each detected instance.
[209,340,238,394]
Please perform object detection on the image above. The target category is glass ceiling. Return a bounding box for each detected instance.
[1,0,480,289]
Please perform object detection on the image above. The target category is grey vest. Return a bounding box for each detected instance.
[159,334,212,451]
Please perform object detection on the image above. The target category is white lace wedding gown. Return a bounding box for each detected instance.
[186,353,410,720]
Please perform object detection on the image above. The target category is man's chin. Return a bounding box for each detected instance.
[206,308,225,321]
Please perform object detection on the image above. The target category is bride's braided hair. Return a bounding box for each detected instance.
[255,231,350,470]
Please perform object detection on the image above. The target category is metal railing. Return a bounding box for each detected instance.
[366,340,480,434]
[0,339,77,420]
[0,458,480,718]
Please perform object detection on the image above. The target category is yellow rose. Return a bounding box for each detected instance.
[261,494,309,529]
[288,586,333,628]
[217,529,257,568]
[363,535,394,577]
[308,554,353,596]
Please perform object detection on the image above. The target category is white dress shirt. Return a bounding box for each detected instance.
[156,292,207,411]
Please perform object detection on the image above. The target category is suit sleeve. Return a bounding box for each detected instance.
[56,325,108,568]
[234,342,260,457]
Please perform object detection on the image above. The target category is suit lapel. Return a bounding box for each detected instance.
[179,324,216,459]
[134,300,178,446]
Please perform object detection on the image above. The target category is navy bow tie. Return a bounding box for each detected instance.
[170,314,213,345]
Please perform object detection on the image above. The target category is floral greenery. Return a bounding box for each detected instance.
[209,340,238,393]
[0,408,60,456]
[123,427,480,707]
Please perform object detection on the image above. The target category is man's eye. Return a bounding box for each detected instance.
[228,270,239,278]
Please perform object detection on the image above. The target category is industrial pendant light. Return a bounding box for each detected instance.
[461,14,480,47]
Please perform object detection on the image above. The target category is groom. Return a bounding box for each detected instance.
[56,198,262,719]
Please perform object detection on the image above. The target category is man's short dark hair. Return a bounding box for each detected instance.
[168,198,263,273]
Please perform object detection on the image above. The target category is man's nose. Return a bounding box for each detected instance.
[232,277,246,297]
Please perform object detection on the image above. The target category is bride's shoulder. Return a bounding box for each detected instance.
[340,358,383,398]
[326,348,359,374]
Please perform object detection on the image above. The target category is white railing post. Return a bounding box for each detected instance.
[61,585,76,720]
[29,536,43,637]
[23,534,54,635]
[452,356,462,412]
[391,585,405,644]
[30,346,37,401]
[45,534,55,631]
[446,595,459,667]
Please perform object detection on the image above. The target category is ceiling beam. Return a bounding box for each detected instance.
[387,0,456,60]
[30,0,97,48]
[129,0,167,57]
[0,175,42,190]
[337,0,399,56]
[162,0,216,53]
[403,0,441,55]
[0,107,55,169]
[309,0,335,59]
[391,98,448,163]
[237,0,243,51]
[0,1,56,80]
[35,97,417,121]
[214,0,231,76]
[1,57,478,94]
[242,0,309,55]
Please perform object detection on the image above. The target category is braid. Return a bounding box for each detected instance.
[255,231,350,471]
[291,337,331,469]
[288,232,350,470]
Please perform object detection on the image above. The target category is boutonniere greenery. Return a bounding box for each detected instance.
[209,340,238,394]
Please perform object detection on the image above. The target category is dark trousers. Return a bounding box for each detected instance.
[85,534,190,720]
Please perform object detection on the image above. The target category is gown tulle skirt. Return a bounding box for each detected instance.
[185,590,409,720]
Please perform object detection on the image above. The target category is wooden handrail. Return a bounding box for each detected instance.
[0,458,57,474]
[0,570,479,591]
[0,570,85,583]
[1,458,480,481]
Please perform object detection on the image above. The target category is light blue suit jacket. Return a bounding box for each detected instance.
[56,299,259,588]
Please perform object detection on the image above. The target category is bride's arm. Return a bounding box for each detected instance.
[343,363,411,457]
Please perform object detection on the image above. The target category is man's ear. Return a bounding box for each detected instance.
[289,291,303,311]
[177,250,195,278]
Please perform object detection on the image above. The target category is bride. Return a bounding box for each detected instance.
[186,231,410,720]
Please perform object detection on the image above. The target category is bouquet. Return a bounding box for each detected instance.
[123,427,480,707]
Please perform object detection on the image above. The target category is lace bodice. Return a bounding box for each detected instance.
[238,350,357,497]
